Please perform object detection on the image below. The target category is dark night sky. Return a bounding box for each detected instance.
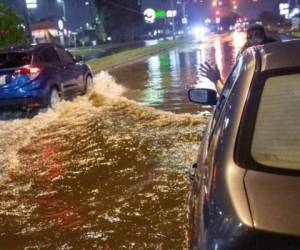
[2,0,291,29]
[3,0,96,30]
[141,0,289,20]
[237,0,286,18]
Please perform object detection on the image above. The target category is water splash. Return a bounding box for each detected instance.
[0,71,208,249]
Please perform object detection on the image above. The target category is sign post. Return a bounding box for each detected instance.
[58,19,65,46]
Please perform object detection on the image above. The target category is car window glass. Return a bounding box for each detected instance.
[0,53,31,69]
[251,73,300,170]
[210,58,244,136]
[56,47,74,64]
[39,48,60,63]
[220,58,243,101]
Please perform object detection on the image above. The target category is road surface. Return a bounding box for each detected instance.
[0,33,245,249]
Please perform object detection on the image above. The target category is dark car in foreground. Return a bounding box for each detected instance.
[187,40,300,250]
[0,43,93,111]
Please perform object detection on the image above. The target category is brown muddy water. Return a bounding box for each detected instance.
[0,33,245,249]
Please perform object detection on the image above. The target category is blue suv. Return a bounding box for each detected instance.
[0,43,93,111]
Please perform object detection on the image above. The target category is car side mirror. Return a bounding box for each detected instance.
[74,55,83,62]
[188,88,218,106]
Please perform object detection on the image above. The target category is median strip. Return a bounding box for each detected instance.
[87,40,183,74]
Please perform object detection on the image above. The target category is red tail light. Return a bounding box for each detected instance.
[14,65,42,81]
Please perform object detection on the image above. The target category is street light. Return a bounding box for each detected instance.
[57,0,67,22]
[85,1,95,26]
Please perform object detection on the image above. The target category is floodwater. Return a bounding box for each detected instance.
[0,33,245,249]
[112,33,245,113]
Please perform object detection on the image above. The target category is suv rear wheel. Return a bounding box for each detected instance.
[49,87,61,108]
[85,75,93,94]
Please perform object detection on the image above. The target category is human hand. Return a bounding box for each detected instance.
[200,62,221,84]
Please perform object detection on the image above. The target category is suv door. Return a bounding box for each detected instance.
[189,57,244,249]
[56,47,83,95]
[203,57,243,192]
[37,47,62,91]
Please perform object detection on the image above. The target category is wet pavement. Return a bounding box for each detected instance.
[111,33,245,113]
[0,33,245,249]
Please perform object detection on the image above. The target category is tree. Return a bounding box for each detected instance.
[0,1,28,48]
[95,0,143,42]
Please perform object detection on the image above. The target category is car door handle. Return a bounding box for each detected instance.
[188,163,198,182]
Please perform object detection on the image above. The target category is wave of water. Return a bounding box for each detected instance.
[0,71,208,249]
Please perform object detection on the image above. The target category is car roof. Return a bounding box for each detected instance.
[257,39,300,71]
[0,43,63,55]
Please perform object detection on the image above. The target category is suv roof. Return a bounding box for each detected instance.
[257,39,300,71]
[0,43,63,54]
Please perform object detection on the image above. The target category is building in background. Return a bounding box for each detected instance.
[2,0,97,46]
[31,17,67,44]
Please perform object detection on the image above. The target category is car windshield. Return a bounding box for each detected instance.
[0,52,32,69]
[251,72,300,171]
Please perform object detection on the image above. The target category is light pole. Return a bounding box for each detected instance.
[24,0,38,43]
[57,0,67,22]
[85,1,95,27]
[170,0,176,39]
[181,0,188,34]
[57,0,67,46]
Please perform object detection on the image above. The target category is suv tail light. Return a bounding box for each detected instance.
[14,65,42,81]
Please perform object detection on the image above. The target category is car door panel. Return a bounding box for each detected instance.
[55,47,80,97]
[37,47,64,94]
[189,57,246,249]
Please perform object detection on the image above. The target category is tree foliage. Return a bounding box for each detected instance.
[95,0,143,42]
[0,1,28,48]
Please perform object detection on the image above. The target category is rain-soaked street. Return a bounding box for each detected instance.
[0,33,245,249]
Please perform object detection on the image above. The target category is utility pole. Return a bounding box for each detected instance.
[57,0,67,22]
[57,0,67,46]
[23,0,35,43]
[170,0,176,39]
[86,1,95,25]
[181,0,187,34]
[62,0,67,22]
[23,8,32,42]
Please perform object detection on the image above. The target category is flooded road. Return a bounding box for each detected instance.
[112,33,245,113]
[0,33,245,249]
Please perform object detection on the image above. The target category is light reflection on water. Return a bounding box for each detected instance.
[0,34,245,249]
[112,33,245,113]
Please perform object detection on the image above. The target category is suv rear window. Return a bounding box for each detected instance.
[251,73,300,170]
[38,48,60,63]
[0,53,32,69]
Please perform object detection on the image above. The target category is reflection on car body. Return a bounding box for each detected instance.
[188,40,300,250]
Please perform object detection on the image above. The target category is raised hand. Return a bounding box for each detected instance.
[200,62,221,84]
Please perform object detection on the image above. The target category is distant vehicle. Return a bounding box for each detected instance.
[187,40,300,250]
[235,18,250,32]
[192,26,210,42]
[0,43,93,111]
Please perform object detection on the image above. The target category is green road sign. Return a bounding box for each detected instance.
[155,10,166,18]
